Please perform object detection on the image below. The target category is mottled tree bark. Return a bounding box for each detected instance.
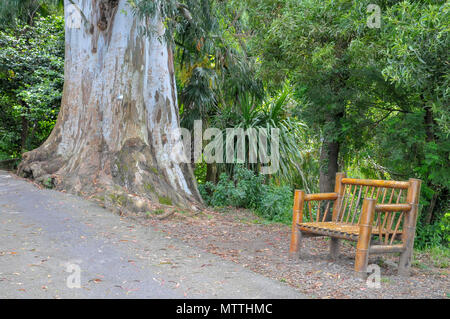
[18,0,201,208]
[319,110,342,222]
[319,140,340,193]
[423,100,437,224]
[205,163,218,184]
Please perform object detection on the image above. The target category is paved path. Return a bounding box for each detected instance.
[0,171,305,298]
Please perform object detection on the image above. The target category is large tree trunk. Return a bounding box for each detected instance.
[319,139,340,222]
[319,139,340,193]
[205,163,218,184]
[319,111,342,194]
[20,114,28,152]
[423,103,439,224]
[18,0,201,209]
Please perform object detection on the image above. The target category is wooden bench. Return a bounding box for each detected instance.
[289,173,421,277]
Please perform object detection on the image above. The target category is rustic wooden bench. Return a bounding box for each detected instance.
[289,173,421,277]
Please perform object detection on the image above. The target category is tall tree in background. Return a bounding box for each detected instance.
[248,0,449,226]
[376,1,449,224]
[248,0,375,193]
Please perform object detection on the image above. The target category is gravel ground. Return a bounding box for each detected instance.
[0,171,305,299]
[133,207,449,299]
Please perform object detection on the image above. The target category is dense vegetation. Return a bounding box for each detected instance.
[0,7,64,161]
[0,0,448,249]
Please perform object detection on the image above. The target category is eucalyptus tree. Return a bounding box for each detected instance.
[13,0,232,206]
[2,0,266,208]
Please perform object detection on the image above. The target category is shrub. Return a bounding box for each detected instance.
[256,184,293,223]
[415,212,450,250]
[199,166,293,223]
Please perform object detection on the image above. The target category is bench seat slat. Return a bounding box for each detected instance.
[298,222,403,238]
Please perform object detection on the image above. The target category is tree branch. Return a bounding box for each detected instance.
[68,0,90,27]
[176,3,192,22]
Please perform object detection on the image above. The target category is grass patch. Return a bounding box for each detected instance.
[413,246,450,270]
[412,259,429,270]
[427,246,450,268]
[43,177,53,189]
[109,193,126,206]
[146,209,165,217]
[158,196,172,206]
[144,183,155,193]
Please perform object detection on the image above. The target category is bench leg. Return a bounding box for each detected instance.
[399,230,415,276]
[355,247,369,279]
[355,199,375,279]
[398,248,412,276]
[290,190,304,260]
[289,229,303,260]
[398,202,419,277]
[329,238,340,260]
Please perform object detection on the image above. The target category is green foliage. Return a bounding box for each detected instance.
[0,14,64,158]
[426,246,450,268]
[207,83,315,187]
[199,168,264,209]
[416,222,446,249]
[370,1,449,238]
[234,85,307,184]
[441,212,450,245]
[416,211,450,249]
[194,161,207,185]
[380,1,448,103]
[199,167,293,223]
[249,0,403,155]
[158,196,173,206]
[247,0,449,246]
[0,0,63,27]
[256,184,293,223]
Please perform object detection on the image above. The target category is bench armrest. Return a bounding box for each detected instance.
[375,203,412,212]
[304,192,338,201]
[292,191,338,226]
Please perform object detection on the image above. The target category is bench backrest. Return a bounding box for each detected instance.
[299,173,421,244]
[333,173,410,222]
[335,173,420,243]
